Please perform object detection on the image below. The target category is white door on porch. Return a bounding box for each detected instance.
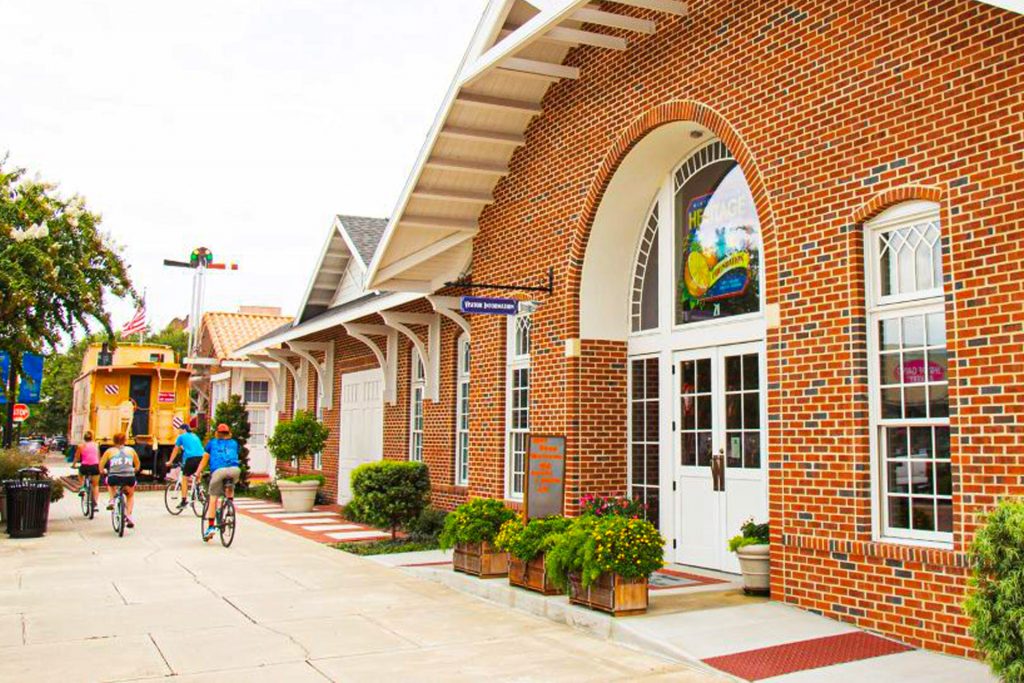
[338,369,384,503]
[674,342,767,573]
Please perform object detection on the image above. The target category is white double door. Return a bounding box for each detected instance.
[337,369,384,503]
[674,342,767,573]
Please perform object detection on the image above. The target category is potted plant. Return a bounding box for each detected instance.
[266,411,329,512]
[495,515,571,595]
[729,518,770,595]
[439,498,517,578]
[546,514,664,616]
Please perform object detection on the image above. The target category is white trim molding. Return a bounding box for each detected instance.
[286,341,335,412]
[379,312,441,402]
[343,323,399,405]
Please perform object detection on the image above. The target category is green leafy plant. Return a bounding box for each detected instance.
[342,498,367,523]
[728,518,770,552]
[350,461,430,539]
[282,474,325,485]
[965,499,1024,682]
[333,538,439,556]
[212,394,251,491]
[545,515,664,590]
[248,480,280,502]
[267,410,329,471]
[495,516,572,561]
[0,450,63,502]
[404,506,448,541]
[438,498,517,549]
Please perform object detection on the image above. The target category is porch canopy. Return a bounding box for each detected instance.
[366,0,688,293]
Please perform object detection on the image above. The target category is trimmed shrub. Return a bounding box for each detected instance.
[267,410,329,470]
[404,505,448,541]
[965,499,1024,681]
[439,498,517,549]
[350,461,430,539]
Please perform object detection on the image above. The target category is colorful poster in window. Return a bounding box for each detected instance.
[678,165,761,321]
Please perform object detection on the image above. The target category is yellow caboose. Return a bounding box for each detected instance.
[70,342,191,480]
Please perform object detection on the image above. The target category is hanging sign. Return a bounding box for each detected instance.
[12,403,29,423]
[525,435,566,519]
[18,353,44,404]
[158,391,176,404]
[460,296,519,316]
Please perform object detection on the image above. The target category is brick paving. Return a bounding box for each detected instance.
[232,498,391,544]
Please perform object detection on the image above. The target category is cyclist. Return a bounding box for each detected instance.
[100,433,140,528]
[72,431,100,513]
[166,424,205,510]
[202,423,240,542]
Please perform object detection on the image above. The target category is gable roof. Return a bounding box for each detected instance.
[198,311,294,361]
[366,0,695,291]
[295,214,389,324]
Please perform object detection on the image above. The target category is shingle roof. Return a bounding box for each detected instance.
[337,214,388,265]
[199,311,294,361]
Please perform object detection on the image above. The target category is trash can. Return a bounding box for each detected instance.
[4,468,51,538]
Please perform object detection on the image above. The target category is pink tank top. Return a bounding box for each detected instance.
[80,442,99,466]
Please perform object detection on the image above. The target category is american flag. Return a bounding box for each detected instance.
[121,301,147,338]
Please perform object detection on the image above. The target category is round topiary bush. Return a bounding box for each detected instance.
[966,499,1024,681]
[350,461,430,539]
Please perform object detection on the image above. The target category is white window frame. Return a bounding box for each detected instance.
[865,200,951,546]
[243,379,269,405]
[505,313,531,500]
[312,371,323,470]
[247,407,268,447]
[455,334,470,486]
[409,350,425,463]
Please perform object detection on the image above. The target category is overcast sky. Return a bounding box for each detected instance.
[1,0,485,335]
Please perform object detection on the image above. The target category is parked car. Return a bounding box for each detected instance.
[18,438,44,455]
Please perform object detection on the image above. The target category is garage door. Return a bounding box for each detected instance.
[338,369,384,503]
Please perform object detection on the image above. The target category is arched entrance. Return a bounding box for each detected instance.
[576,109,772,573]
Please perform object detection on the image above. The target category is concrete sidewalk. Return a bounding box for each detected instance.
[0,492,721,682]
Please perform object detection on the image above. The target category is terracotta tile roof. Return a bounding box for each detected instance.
[200,311,294,361]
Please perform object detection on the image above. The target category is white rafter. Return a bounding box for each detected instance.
[497,57,580,80]
[379,312,441,402]
[374,231,476,285]
[569,7,656,33]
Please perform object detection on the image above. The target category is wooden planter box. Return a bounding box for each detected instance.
[568,571,648,616]
[453,541,509,578]
[508,553,561,595]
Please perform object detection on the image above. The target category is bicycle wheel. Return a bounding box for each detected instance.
[80,481,90,517]
[200,497,211,540]
[165,481,184,515]
[86,484,95,521]
[112,494,125,537]
[191,485,207,517]
[219,499,236,548]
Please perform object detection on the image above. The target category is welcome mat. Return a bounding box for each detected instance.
[702,631,913,680]
[649,567,728,590]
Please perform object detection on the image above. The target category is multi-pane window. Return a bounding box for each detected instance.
[724,353,761,469]
[211,381,228,413]
[631,204,660,332]
[679,358,712,467]
[455,335,470,486]
[410,351,425,463]
[244,380,269,405]
[867,202,951,542]
[312,371,322,470]
[506,314,531,499]
[247,408,267,447]
[629,357,660,527]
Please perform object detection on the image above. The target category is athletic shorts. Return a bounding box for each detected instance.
[79,464,100,477]
[107,475,136,488]
[182,457,202,477]
[209,467,240,497]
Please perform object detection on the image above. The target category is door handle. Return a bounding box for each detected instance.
[710,451,726,492]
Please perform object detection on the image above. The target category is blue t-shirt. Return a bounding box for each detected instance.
[205,438,239,472]
[174,432,205,460]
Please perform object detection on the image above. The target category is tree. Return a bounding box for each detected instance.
[211,394,251,491]
[267,410,329,472]
[145,322,188,364]
[22,335,98,436]
[0,159,135,446]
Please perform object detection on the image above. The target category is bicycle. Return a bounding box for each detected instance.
[164,467,207,517]
[200,480,236,548]
[110,483,129,537]
[73,464,96,520]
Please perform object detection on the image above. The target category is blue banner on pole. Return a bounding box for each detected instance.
[18,353,44,404]
[0,352,8,404]
[459,296,519,316]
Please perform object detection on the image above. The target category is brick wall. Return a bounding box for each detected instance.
[451,0,1023,657]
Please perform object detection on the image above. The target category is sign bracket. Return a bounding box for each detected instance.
[445,266,553,294]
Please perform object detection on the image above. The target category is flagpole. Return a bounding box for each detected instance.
[138,289,146,344]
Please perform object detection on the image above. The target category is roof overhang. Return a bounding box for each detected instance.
[366,0,689,292]
[234,291,422,356]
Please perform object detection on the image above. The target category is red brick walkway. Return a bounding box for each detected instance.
[232,498,391,545]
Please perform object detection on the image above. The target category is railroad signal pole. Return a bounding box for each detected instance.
[163,247,238,357]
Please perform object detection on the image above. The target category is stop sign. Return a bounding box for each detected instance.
[12,404,29,423]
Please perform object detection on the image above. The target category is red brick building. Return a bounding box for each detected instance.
[237,0,1024,657]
